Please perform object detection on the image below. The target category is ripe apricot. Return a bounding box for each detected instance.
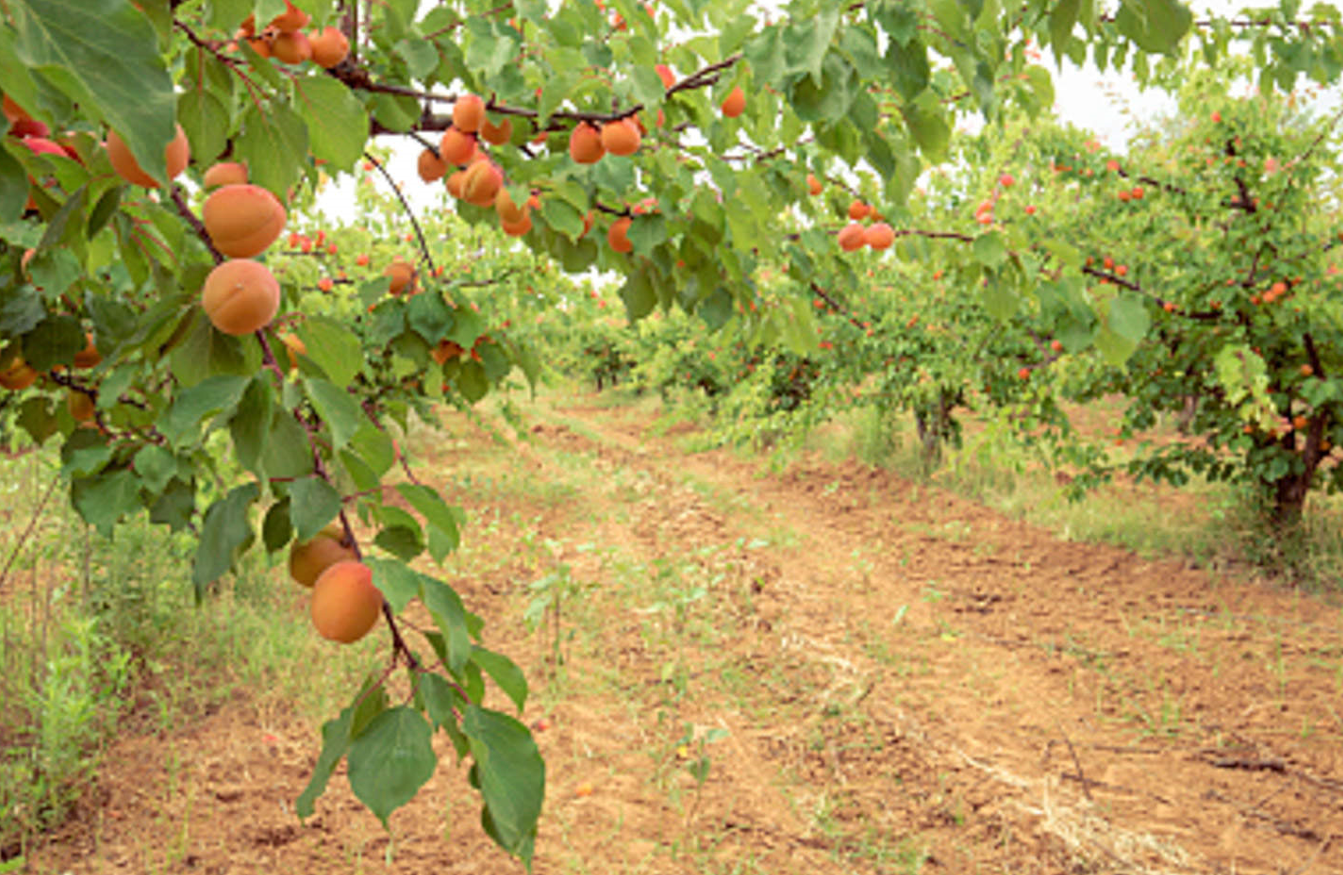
[201,259,281,336]
[479,116,513,146]
[106,124,189,188]
[501,213,533,237]
[721,86,745,118]
[203,161,248,189]
[271,30,311,63]
[445,169,467,199]
[270,0,310,32]
[837,222,865,252]
[0,355,38,390]
[454,93,485,133]
[417,148,448,183]
[310,560,382,643]
[385,259,415,295]
[73,333,101,369]
[848,200,870,220]
[203,184,287,258]
[461,160,502,207]
[601,118,641,156]
[280,331,307,371]
[495,188,526,224]
[289,523,357,587]
[439,126,476,166]
[309,26,350,68]
[807,173,822,195]
[432,340,465,365]
[569,122,605,164]
[864,222,895,251]
[608,216,633,254]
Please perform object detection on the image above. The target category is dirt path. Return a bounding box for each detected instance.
[28,393,1343,874]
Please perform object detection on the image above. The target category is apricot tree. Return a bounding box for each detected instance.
[3,0,1342,863]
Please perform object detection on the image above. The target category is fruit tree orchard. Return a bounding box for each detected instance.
[4,0,1343,863]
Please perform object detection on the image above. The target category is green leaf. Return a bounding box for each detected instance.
[421,577,471,674]
[1108,293,1151,342]
[619,267,657,321]
[346,707,437,829]
[70,469,141,537]
[294,75,369,171]
[541,198,584,241]
[162,375,249,447]
[417,672,460,731]
[1115,0,1192,56]
[364,556,421,614]
[229,375,274,477]
[149,477,196,532]
[886,39,930,101]
[13,0,175,185]
[1050,0,1081,54]
[471,647,528,714]
[261,408,315,479]
[133,444,177,494]
[178,88,229,169]
[972,231,1007,268]
[395,484,461,562]
[289,476,343,543]
[296,705,352,820]
[903,93,950,162]
[193,482,260,597]
[305,377,364,450]
[295,315,363,386]
[462,705,544,864]
[262,498,292,553]
[982,273,1017,321]
[0,144,27,222]
[236,101,307,201]
[21,313,84,371]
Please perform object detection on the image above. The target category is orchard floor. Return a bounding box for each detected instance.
[28,391,1343,875]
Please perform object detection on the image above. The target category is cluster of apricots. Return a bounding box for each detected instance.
[233,1,350,68]
[836,200,894,252]
[194,163,288,336]
[289,524,382,643]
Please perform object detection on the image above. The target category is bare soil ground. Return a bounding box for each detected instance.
[27,393,1343,874]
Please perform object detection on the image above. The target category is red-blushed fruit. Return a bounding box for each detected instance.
[1018,367,1031,379]
[309,26,350,68]
[837,222,865,252]
[848,200,870,220]
[655,64,676,89]
[203,184,287,258]
[9,118,48,138]
[270,0,310,32]
[479,116,512,146]
[201,260,281,336]
[439,126,476,166]
[1050,339,1063,353]
[106,124,189,188]
[289,523,357,587]
[601,118,641,156]
[445,169,466,199]
[608,216,633,253]
[461,160,502,206]
[453,93,485,133]
[417,148,448,182]
[384,258,415,295]
[317,277,334,292]
[270,29,312,64]
[73,333,101,369]
[721,86,745,117]
[310,560,382,643]
[807,173,822,195]
[999,172,1014,187]
[355,253,370,267]
[569,122,605,164]
[203,161,248,189]
[0,355,38,390]
[864,222,894,250]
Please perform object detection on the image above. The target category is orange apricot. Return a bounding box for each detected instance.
[432,340,465,365]
[280,331,306,371]
[73,333,101,369]
[0,355,38,391]
[203,161,248,189]
[384,259,415,295]
[837,222,866,252]
[289,523,357,587]
[501,213,533,237]
[655,63,676,89]
[310,560,382,643]
[601,118,641,156]
[270,0,310,32]
[200,259,281,335]
[864,222,895,250]
[67,390,95,422]
[417,148,448,183]
[439,126,476,165]
[445,169,467,199]
[203,184,287,258]
[807,173,822,195]
[495,188,526,224]
[309,26,350,68]
[848,200,870,220]
[106,124,189,188]
[721,86,745,118]
[608,216,633,253]
[271,29,311,63]
[453,93,485,134]
[461,160,502,207]
[480,116,513,146]
[569,122,605,164]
